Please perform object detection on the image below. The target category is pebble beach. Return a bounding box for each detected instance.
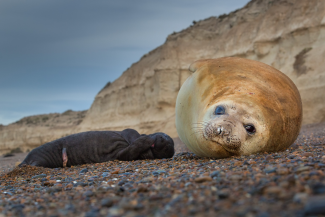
[0,122,325,217]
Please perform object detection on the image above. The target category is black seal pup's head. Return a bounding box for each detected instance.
[149,132,175,159]
[139,132,175,159]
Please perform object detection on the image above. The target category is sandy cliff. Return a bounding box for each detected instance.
[1,0,325,153]
[0,110,86,155]
[77,0,325,136]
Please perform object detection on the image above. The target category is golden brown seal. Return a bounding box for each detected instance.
[175,57,302,158]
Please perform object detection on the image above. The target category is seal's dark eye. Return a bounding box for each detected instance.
[214,106,225,115]
[244,124,256,134]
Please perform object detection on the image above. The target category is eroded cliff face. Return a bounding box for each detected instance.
[0,111,86,155]
[77,0,325,136]
[1,0,325,153]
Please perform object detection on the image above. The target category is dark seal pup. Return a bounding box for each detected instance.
[19,129,174,168]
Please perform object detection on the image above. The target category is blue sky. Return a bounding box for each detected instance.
[0,0,250,125]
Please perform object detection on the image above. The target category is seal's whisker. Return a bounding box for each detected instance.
[190,129,205,137]
[191,127,204,130]
[192,122,208,127]
[190,129,204,133]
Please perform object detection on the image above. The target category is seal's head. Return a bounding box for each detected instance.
[149,132,175,159]
[139,133,175,159]
[175,57,302,158]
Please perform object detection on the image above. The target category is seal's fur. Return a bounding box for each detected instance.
[19,129,174,168]
[176,57,302,158]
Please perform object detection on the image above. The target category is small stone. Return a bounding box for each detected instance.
[101,172,109,177]
[263,186,282,195]
[228,175,242,181]
[46,187,62,193]
[3,191,13,196]
[303,152,313,157]
[10,204,24,211]
[287,175,296,186]
[318,163,325,168]
[264,167,276,174]
[277,168,289,175]
[293,193,308,203]
[83,190,94,197]
[248,160,256,164]
[108,207,124,216]
[304,195,325,215]
[279,181,289,189]
[32,174,47,179]
[210,171,220,178]
[65,183,73,189]
[65,204,75,211]
[101,198,114,207]
[49,203,57,208]
[218,189,229,199]
[85,208,99,217]
[150,194,164,200]
[80,168,88,173]
[265,155,273,161]
[296,166,311,173]
[140,176,154,183]
[194,176,212,183]
[119,199,143,210]
[118,180,126,186]
[310,183,325,194]
[75,182,88,187]
[137,186,148,193]
[155,170,166,174]
[111,169,120,174]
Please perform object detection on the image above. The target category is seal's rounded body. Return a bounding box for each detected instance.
[176,57,302,158]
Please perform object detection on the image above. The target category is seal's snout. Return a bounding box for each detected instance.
[206,123,232,139]
[215,126,231,137]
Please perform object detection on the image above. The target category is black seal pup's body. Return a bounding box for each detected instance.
[19,129,174,168]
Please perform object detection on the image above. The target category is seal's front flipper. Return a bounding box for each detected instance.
[62,148,68,167]
[18,162,27,167]
[121,129,141,145]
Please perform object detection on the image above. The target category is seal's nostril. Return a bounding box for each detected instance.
[217,127,222,135]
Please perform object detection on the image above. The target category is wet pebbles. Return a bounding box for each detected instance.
[0,123,324,217]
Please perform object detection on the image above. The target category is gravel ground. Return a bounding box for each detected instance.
[0,153,28,174]
[0,123,324,217]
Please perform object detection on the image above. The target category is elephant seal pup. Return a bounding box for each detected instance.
[176,57,302,158]
[19,129,174,168]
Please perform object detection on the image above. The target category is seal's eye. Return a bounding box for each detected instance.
[215,106,225,115]
[244,124,256,134]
